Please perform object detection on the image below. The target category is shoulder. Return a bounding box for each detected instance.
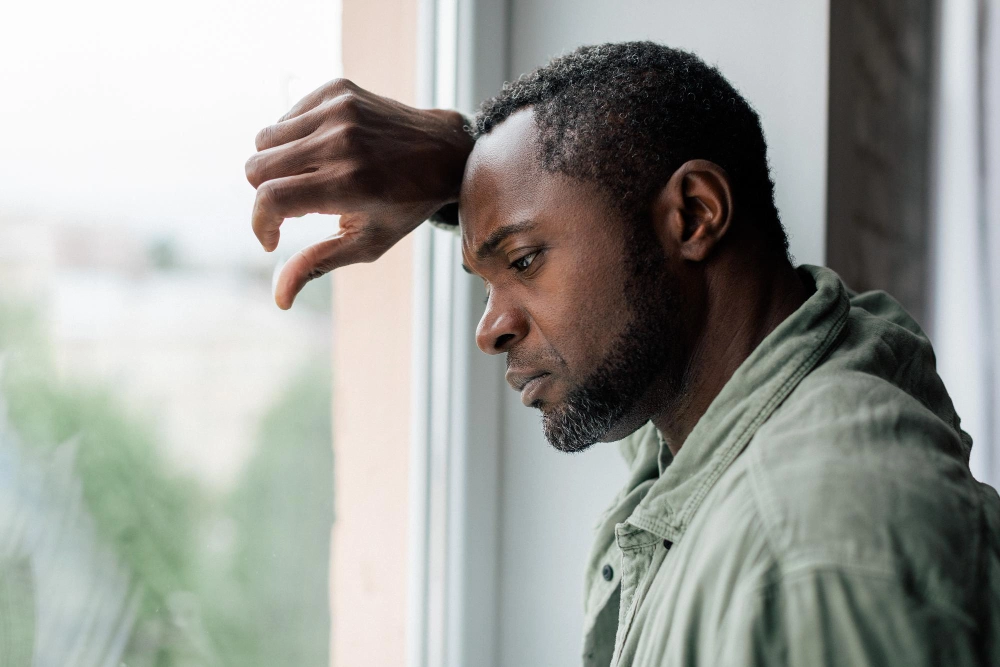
[744,364,984,606]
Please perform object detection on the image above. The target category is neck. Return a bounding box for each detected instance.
[651,252,808,456]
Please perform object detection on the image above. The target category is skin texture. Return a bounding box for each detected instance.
[460,110,687,451]
[248,79,810,456]
[245,78,473,309]
[461,108,810,454]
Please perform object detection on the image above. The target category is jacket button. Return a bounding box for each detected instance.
[663,539,673,550]
[602,564,614,581]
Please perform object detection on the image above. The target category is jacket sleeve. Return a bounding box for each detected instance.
[716,565,984,667]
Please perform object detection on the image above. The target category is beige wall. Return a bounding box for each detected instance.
[331,0,419,664]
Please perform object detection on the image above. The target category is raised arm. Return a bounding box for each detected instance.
[245,78,474,309]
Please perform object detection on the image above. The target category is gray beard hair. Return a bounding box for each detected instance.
[541,387,619,454]
[540,311,677,453]
[541,238,685,453]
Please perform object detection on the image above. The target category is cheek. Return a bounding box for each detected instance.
[531,250,629,371]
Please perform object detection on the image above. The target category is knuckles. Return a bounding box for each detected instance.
[254,125,274,152]
[323,92,361,124]
[245,154,263,187]
[245,153,275,189]
[333,122,362,152]
[322,77,357,95]
[248,88,369,189]
[256,180,283,211]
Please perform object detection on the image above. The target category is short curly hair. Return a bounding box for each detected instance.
[473,41,788,256]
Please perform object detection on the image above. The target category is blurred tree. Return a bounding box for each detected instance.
[203,363,333,667]
[0,300,333,666]
[0,301,210,664]
[147,238,181,271]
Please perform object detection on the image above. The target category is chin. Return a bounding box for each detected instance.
[531,387,567,413]
[599,409,653,443]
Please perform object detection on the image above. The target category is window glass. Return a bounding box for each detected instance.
[0,1,341,663]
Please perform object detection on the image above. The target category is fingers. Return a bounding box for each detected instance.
[255,107,327,151]
[278,77,356,122]
[273,228,384,309]
[251,172,334,252]
[245,136,317,189]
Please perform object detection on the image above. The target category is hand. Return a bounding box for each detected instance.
[245,78,474,309]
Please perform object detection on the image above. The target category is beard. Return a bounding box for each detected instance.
[541,228,688,453]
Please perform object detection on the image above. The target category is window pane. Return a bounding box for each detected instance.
[0,2,341,664]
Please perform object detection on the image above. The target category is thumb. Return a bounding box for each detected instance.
[274,230,381,309]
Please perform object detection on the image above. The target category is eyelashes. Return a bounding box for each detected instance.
[482,250,542,305]
[510,251,539,272]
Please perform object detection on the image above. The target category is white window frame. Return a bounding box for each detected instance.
[407,1,509,666]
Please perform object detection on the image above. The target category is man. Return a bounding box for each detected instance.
[245,42,1000,666]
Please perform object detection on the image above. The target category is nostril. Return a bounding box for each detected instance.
[495,333,515,350]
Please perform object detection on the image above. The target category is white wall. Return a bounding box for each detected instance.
[929,0,996,485]
[494,2,831,666]
[508,0,830,267]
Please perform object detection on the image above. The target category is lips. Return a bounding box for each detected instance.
[518,372,552,406]
[506,368,545,390]
[506,366,554,406]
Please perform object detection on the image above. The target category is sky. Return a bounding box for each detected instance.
[1,0,343,264]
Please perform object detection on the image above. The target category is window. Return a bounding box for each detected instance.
[0,1,341,663]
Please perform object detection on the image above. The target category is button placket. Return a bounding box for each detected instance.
[610,523,668,667]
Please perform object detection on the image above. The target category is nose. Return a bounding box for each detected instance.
[476,291,528,355]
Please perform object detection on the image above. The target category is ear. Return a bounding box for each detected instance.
[651,159,733,262]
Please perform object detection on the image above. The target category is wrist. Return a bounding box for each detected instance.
[428,109,475,203]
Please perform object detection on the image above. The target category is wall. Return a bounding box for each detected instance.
[331,0,419,664]
[827,0,936,326]
[495,2,831,665]
[930,0,994,484]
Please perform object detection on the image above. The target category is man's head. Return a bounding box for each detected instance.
[459,42,788,452]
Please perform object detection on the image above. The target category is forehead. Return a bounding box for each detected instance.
[459,108,628,271]
[459,109,550,251]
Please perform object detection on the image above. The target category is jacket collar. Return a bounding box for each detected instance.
[622,265,851,544]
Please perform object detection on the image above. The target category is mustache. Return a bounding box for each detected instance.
[506,346,562,372]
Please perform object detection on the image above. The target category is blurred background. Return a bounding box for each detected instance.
[0,0,340,664]
[0,0,997,666]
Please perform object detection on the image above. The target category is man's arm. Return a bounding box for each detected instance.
[245,78,474,309]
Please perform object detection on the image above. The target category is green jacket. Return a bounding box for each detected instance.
[581,265,1000,667]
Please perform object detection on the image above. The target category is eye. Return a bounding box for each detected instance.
[510,251,539,272]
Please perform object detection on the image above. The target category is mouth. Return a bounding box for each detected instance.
[519,372,552,407]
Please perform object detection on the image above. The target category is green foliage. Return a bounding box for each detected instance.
[0,298,333,666]
[203,363,333,667]
[147,238,181,272]
[0,302,201,620]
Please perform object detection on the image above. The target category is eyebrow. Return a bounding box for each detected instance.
[461,220,537,274]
